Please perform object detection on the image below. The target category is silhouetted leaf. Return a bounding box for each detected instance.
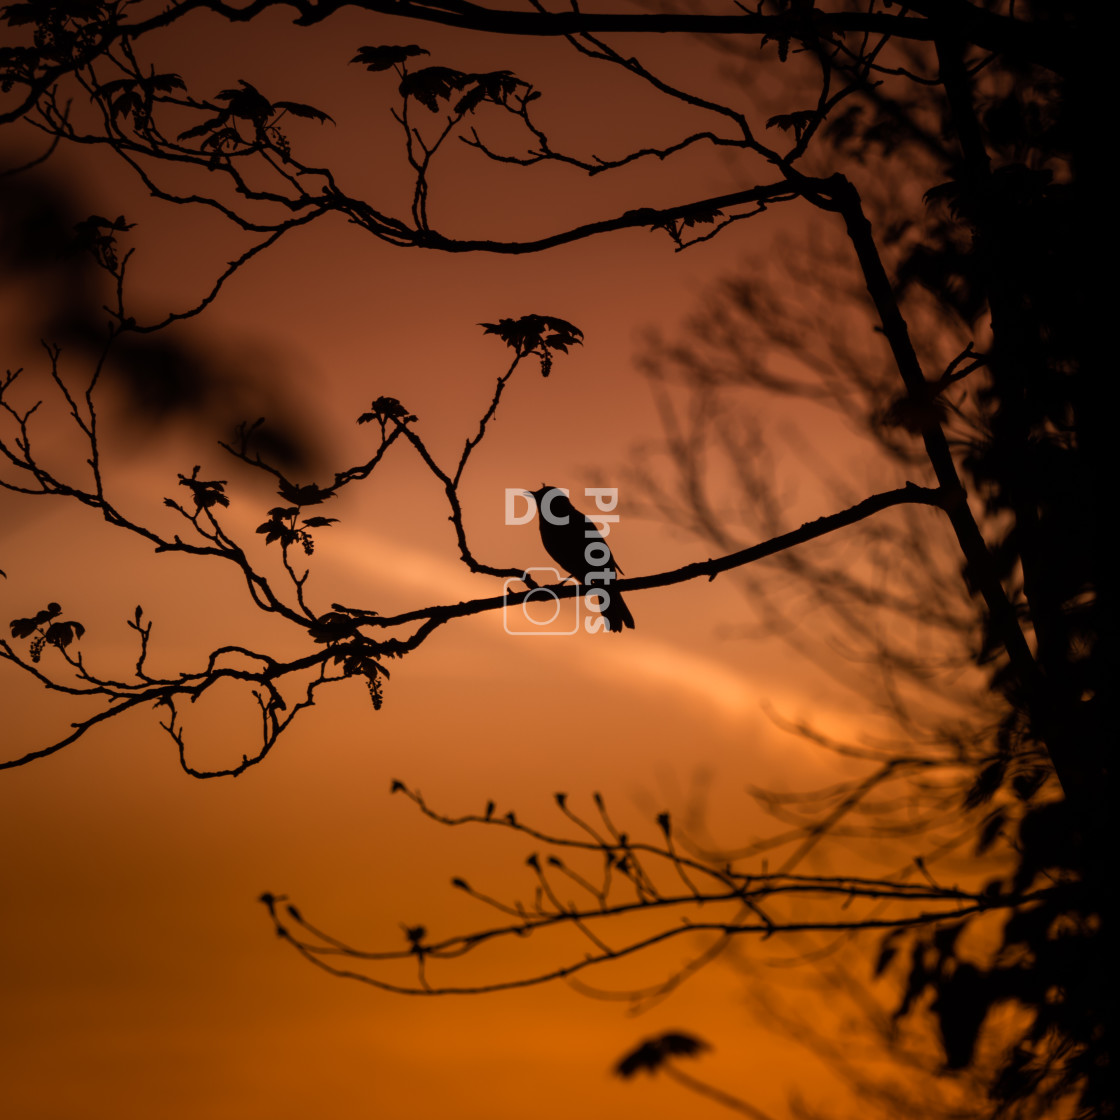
[177,116,227,142]
[649,203,724,239]
[277,480,333,506]
[454,70,522,114]
[98,77,139,113]
[273,100,334,125]
[10,616,39,639]
[109,95,143,124]
[99,72,185,123]
[10,602,64,639]
[150,73,185,94]
[351,44,429,72]
[256,510,298,546]
[44,619,84,650]
[479,315,583,357]
[216,80,272,126]
[201,127,241,152]
[316,626,388,681]
[765,109,819,140]
[399,66,473,112]
[454,83,488,115]
[358,396,416,426]
[307,612,359,644]
[178,468,229,509]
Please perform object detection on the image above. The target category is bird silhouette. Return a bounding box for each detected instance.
[526,485,634,633]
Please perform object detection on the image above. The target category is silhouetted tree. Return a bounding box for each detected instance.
[1,3,1107,1117]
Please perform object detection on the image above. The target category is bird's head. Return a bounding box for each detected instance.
[525,485,575,525]
[525,484,566,506]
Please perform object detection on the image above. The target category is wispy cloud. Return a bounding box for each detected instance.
[332,531,755,717]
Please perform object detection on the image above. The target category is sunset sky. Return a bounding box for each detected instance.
[0,6,976,1118]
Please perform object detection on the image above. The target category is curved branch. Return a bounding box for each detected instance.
[338,482,951,628]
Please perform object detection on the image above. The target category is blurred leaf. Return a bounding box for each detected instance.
[977,808,1007,855]
[874,928,906,977]
[933,963,990,1069]
[614,1032,710,1078]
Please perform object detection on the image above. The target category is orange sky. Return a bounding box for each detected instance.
[0,8,980,1118]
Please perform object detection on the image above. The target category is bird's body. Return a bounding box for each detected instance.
[527,485,635,633]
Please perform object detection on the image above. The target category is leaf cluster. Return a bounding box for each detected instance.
[352,43,528,115]
[256,506,337,556]
[0,0,118,88]
[766,109,820,141]
[357,396,417,429]
[350,44,429,72]
[480,314,583,377]
[176,79,332,151]
[173,466,228,510]
[97,72,185,126]
[9,601,85,662]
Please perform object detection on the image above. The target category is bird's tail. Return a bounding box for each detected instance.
[600,589,635,633]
